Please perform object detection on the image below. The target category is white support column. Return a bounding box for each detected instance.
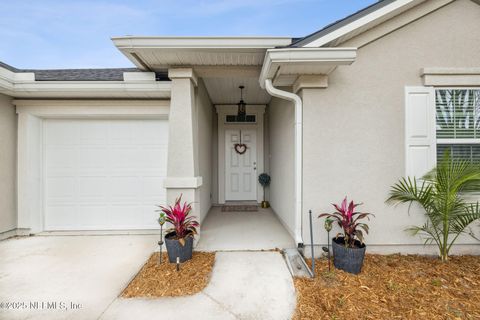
[165,68,203,229]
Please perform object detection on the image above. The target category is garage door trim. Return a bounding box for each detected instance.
[15,100,170,233]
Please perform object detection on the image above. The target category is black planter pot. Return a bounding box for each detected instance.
[164,232,194,263]
[332,237,366,275]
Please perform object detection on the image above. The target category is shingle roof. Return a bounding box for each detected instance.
[0,61,21,72]
[287,0,396,47]
[0,61,169,81]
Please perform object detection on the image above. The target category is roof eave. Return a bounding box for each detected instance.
[112,36,292,49]
[0,64,171,99]
[259,47,357,88]
[112,36,293,71]
[294,0,429,48]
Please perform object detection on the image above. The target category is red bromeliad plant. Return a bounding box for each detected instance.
[318,197,374,248]
[157,196,199,246]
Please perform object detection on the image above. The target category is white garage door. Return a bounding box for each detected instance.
[44,119,168,231]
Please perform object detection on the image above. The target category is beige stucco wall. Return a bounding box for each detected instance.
[196,79,214,222]
[268,96,295,237]
[302,0,480,254]
[0,93,17,235]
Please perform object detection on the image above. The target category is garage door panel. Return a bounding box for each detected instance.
[142,177,166,197]
[139,147,168,169]
[76,147,109,168]
[44,119,168,231]
[79,123,108,145]
[110,205,145,228]
[46,147,78,168]
[109,148,143,168]
[109,177,142,198]
[46,175,77,201]
[77,177,109,199]
[77,206,110,228]
[45,205,79,229]
[136,122,169,145]
[45,122,79,145]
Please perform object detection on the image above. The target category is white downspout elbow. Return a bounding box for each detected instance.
[264,79,304,246]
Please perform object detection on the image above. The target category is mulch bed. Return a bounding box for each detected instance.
[294,254,480,320]
[122,252,215,298]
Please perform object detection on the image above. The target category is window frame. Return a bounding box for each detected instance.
[435,87,480,162]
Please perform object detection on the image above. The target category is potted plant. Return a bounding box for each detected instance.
[258,173,271,208]
[318,197,374,274]
[157,196,199,263]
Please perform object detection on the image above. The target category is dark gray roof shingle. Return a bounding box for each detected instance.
[0,61,168,81]
[30,68,141,81]
[287,0,395,47]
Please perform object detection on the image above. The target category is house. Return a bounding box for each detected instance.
[1,0,479,254]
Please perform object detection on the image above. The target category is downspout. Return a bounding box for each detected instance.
[264,79,304,246]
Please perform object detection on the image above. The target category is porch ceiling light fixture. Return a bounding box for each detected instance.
[237,85,246,117]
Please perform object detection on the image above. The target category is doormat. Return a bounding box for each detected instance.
[221,205,258,212]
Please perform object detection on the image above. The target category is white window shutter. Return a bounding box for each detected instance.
[405,86,436,178]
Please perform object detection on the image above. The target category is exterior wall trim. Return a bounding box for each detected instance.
[421,68,480,86]
[15,100,170,233]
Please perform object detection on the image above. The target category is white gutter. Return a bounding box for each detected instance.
[112,36,292,49]
[265,79,304,246]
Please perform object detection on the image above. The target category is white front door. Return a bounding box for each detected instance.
[225,129,257,201]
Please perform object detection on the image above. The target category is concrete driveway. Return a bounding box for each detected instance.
[0,235,158,320]
[0,236,295,320]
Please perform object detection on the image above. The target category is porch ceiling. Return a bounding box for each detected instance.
[112,36,292,71]
[203,76,271,105]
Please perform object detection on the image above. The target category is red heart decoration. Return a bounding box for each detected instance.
[234,143,247,155]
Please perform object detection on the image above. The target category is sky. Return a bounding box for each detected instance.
[0,0,377,69]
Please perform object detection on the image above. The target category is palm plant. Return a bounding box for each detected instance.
[386,150,480,261]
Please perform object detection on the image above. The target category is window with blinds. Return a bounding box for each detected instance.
[436,89,480,163]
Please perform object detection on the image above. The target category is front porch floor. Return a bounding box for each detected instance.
[195,206,295,251]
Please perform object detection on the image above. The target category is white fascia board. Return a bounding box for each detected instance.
[123,72,156,82]
[0,66,17,94]
[12,81,171,97]
[112,36,292,49]
[259,48,357,88]
[302,0,422,47]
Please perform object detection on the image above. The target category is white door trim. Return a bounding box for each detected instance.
[216,105,265,204]
[15,100,170,233]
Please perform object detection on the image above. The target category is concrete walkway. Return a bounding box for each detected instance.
[196,206,295,251]
[101,251,296,320]
[0,235,296,320]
